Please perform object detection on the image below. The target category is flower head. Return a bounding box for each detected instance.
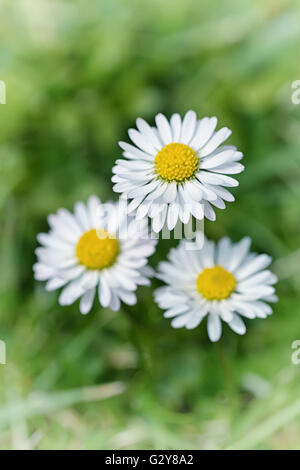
[34,196,157,314]
[112,111,244,232]
[155,237,278,342]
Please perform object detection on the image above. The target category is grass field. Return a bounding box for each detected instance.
[0,0,300,449]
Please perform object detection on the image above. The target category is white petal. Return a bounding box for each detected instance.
[217,237,232,268]
[163,304,189,318]
[33,263,56,281]
[118,289,137,305]
[128,180,159,199]
[115,159,153,171]
[235,254,272,281]
[127,196,145,213]
[190,117,218,151]
[74,201,91,231]
[111,267,137,291]
[183,180,203,201]
[200,128,232,157]
[208,185,234,202]
[128,128,156,155]
[190,201,204,220]
[186,309,206,329]
[239,270,277,287]
[235,285,275,300]
[37,233,73,251]
[201,150,235,169]
[118,141,153,161]
[59,265,85,281]
[228,237,251,272]
[45,277,68,291]
[135,201,151,220]
[155,113,172,145]
[125,244,157,259]
[163,182,177,203]
[152,205,167,233]
[80,288,96,315]
[136,117,162,150]
[171,312,191,328]
[56,208,82,237]
[170,113,182,141]
[231,300,256,319]
[211,162,244,174]
[109,291,121,311]
[59,276,85,306]
[167,203,180,231]
[228,314,246,335]
[218,302,233,322]
[87,196,103,229]
[36,250,77,269]
[198,171,239,187]
[99,275,111,307]
[148,201,164,218]
[179,110,197,144]
[203,202,216,221]
[48,215,80,244]
[145,180,167,201]
[113,181,136,193]
[207,314,222,342]
[79,270,99,290]
[264,294,278,303]
[210,196,226,210]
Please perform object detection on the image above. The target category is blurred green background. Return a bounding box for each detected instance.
[0,0,300,450]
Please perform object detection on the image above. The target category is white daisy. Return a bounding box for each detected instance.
[112,110,244,232]
[34,196,157,314]
[155,237,278,342]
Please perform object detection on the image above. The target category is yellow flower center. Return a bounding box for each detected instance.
[154,143,199,182]
[196,266,236,300]
[76,229,119,270]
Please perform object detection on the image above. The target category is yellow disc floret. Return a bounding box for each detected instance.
[76,229,119,270]
[154,143,199,182]
[196,266,236,300]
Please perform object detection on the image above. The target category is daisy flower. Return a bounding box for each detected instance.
[34,196,157,314]
[112,111,244,232]
[155,237,278,342]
